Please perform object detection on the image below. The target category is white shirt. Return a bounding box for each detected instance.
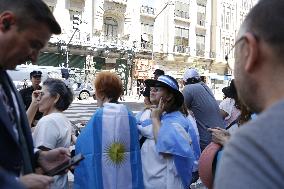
[219,98,241,128]
[137,109,184,189]
[33,112,72,189]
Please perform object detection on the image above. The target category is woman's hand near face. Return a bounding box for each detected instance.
[26,90,41,127]
[151,98,165,143]
[32,90,41,105]
[151,98,165,120]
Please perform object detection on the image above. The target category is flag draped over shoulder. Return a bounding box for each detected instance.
[74,103,144,189]
[156,111,195,189]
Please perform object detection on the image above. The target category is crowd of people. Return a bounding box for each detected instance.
[1,0,284,189]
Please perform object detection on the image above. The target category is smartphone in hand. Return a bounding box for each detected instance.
[45,153,84,176]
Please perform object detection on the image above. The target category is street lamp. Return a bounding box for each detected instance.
[151,1,174,60]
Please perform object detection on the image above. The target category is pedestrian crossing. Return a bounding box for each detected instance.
[63,101,98,123]
[63,100,145,124]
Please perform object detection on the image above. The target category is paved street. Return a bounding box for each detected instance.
[64,96,145,124]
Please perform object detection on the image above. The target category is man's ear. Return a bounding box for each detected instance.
[243,32,259,73]
[0,11,16,32]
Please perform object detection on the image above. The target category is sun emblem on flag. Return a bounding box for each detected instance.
[104,140,127,167]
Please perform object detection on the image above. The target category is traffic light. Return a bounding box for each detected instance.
[72,14,81,30]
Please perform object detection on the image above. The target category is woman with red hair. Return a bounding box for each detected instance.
[74,72,143,189]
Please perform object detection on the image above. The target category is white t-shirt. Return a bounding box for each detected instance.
[33,112,72,189]
[219,98,241,128]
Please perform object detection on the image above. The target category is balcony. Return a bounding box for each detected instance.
[174,10,190,20]
[209,51,216,58]
[196,49,205,57]
[173,45,190,54]
[140,5,155,16]
[141,41,152,52]
[105,0,127,5]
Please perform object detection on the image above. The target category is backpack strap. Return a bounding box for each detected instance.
[226,116,240,130]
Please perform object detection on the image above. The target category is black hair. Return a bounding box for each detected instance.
[154,69,165,77]
[43,78,73,111]
[185,77,201,85]
[0,0,61,34]
[160,75,181,113]
[244,0,284,58]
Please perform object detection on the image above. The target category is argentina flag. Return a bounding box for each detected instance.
[156,112,195,189]
[74,103,144,189]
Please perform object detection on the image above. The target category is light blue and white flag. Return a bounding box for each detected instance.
[156,111,195,189]
[74,103,144,189]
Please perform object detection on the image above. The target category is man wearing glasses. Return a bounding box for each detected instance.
[215,0,284,188]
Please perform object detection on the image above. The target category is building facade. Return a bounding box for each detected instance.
[211,0,258,74]
[40,0,258,83]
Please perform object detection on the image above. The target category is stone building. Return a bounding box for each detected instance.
[39,0,258,87]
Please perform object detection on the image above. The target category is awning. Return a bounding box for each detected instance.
[93,57,106,70]
[37,52,86,69]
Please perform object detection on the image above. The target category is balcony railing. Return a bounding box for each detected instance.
[173,45,190,54]
[105,0,127,5]
[140,5,155,15]
[174,10,190,19]
[141,41,152,51]
[196,49,205,57]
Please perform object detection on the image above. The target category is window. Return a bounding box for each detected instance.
[104,17,118,39]
[222,37,234,59]
[69,10,82,39]
[141,23,153,50]
[196,35,205,56]
[197,4,206,26]
[174,27,189,53]
[141,23,154,34]
[70,10,82,21]
[175,2,189,19]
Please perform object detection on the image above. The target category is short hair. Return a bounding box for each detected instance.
[0,0,61,34]
[94,72,123,102]
[153,69,165,76]
[43,78,73,111]
[244,0,284,58]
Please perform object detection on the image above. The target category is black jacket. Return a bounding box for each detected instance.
[19,85,43,121]
[0,71,35,176]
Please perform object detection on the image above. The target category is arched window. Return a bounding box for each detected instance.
[104,17,118,38]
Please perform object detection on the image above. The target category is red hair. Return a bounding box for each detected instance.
[94,72,123,101]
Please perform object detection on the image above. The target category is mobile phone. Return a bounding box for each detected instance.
[45,153,84,176]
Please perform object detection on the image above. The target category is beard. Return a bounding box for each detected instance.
[236,77,262,113]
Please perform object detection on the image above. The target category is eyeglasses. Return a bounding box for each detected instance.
[225,33,259,61]
[225,36,245,62]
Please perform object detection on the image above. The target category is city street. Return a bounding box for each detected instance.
[64,95,145,124]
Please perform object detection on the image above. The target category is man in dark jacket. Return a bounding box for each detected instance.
[19,70,43,127]
[0,0,70,188]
